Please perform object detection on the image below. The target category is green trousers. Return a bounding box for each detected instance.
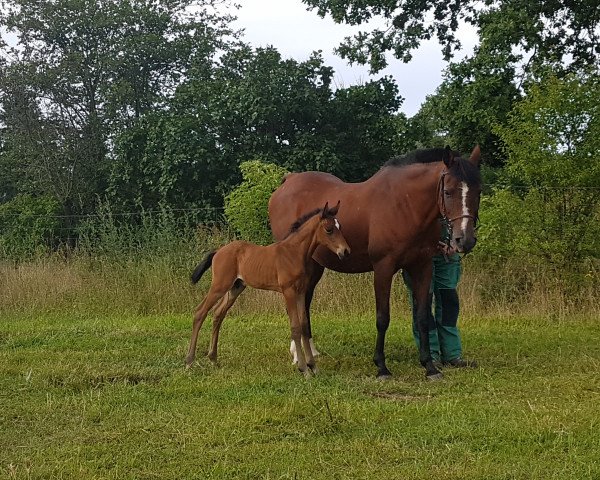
[402,254,462,362]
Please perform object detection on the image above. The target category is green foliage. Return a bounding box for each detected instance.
[481,73,600,264]
[304,0,600,74]
[0,195,60,259]
[409,50,520,166]
[110,46,401,215]
[224,160,289,245]
[0,0,235,213]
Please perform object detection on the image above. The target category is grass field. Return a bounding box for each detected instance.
[2,309,599,479]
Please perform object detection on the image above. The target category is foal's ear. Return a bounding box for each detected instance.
[442,145,456,167]
[321,202,329,218]
[469,144,481,168]
[328,200,340,216]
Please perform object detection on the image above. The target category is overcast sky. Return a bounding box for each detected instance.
[231,0,479,116]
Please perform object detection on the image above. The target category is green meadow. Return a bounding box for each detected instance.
[2,305,599,479]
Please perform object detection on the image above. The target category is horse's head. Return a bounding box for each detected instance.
[438,145,482,253]
[317,201,351,260]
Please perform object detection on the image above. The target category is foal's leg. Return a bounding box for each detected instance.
[372,260,397,379]
[297,294,317,373]
[207,280,246,363]
[291,262,324,364]
[283,289,307,374]
[185,287,226,367]
[406,262,442,380]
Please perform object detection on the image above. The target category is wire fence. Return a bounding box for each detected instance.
[0,183,599,221]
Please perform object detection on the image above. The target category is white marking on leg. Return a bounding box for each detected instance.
[309,338,320,357]
[290,340,298,364]
[461,182,470,235]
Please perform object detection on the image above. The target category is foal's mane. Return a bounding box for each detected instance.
[384,148,481,186]
[286,208,323,237]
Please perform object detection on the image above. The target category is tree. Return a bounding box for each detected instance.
[303,0,600,75]
[0,0,235,213]
[480,72,600,264]
[408,49,521,167]
[109,45,403,214]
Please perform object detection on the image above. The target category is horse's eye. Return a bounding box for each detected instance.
[325,228,333,234]
[444,190,451,197]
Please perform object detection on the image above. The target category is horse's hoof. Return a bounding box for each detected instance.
[300,369,313,379]
[185,361,193,369]
[376,369,393,381]
[427,372,444,381]
[308,364,318,375]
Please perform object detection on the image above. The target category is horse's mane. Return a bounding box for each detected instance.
[385,148,455,167]
[384,148,481,186]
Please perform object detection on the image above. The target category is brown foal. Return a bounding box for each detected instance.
[185,201,350,375]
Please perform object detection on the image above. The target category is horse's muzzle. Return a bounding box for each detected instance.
[337,247,351,260]
[455,236,477,253]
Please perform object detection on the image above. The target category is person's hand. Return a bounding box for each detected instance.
[437,241,457,256]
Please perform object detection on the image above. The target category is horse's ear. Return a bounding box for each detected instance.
[321,202,329,218]
[329,200,340,216]
[442,145,455,167]
[469,144,481,168]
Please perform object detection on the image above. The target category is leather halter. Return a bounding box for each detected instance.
[437,170,478,246]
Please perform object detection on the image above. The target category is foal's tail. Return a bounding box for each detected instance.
[191,250,217,284]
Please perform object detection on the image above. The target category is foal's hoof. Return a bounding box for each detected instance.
[184,356,195,369]
[308,364,318,375]
[207,353,218,364]
[300,368,313,379]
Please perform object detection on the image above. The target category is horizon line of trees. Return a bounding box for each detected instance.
[0,0,598,266]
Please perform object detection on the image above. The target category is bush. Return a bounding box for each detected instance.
[0,195,60,259]
[224,160,289,245]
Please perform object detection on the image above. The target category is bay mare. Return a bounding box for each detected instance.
[268,147,482,379]
[185,202,350,375]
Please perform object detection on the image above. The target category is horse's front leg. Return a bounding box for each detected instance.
[372,260,396,379]
[283,288,308,375]
[406,262,442,380]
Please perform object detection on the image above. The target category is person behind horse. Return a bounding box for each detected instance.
[402,230,477,368]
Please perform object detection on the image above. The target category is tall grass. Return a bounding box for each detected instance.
[1,209,598,318]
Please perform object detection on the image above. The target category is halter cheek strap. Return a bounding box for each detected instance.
[437,170,479,248]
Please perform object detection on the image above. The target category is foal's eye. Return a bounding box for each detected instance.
[325,228,334,234]
[444,190,451,197]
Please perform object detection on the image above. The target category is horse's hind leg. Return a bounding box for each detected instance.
[406,262,442,380]
[185,287,226,367]
[372,260,396,379]
[207,280,246,363]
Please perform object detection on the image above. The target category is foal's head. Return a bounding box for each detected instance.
[438,145,482,253]
[315,201,351,260]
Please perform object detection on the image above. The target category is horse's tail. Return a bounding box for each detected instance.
[190,250,217,284]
